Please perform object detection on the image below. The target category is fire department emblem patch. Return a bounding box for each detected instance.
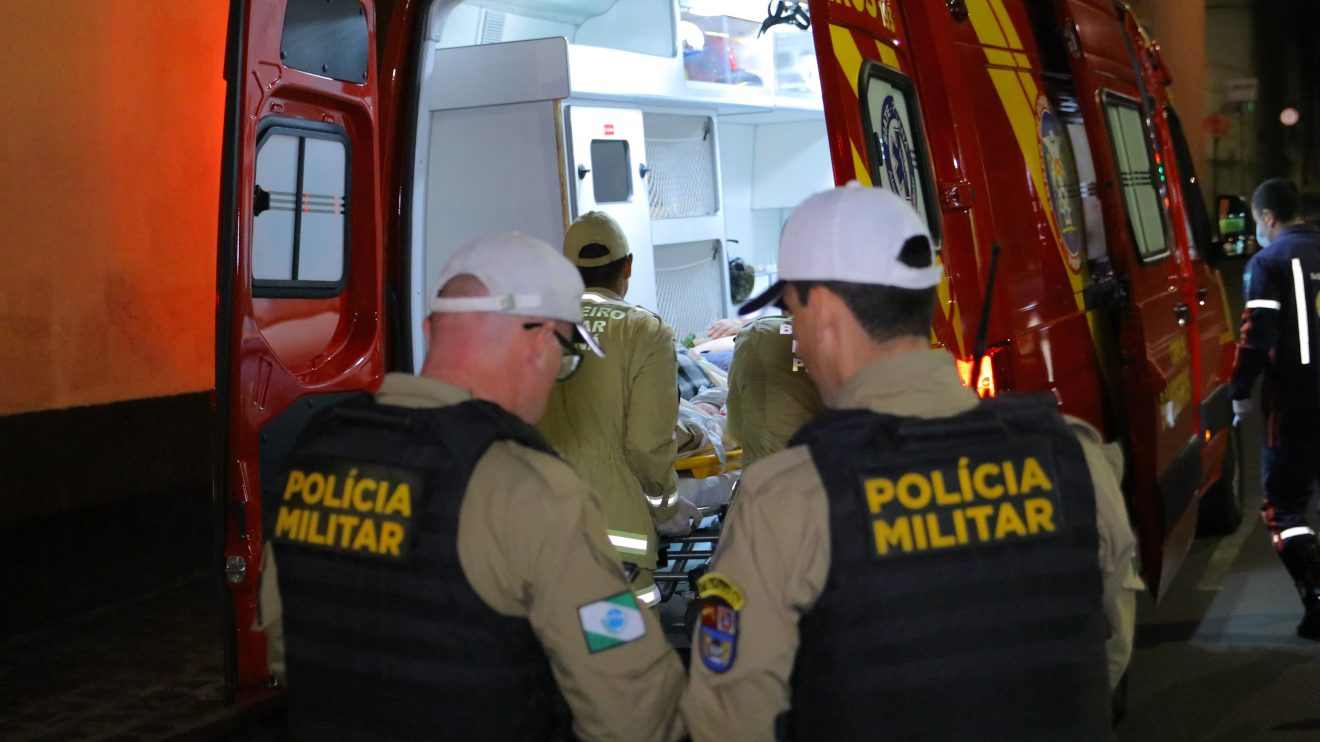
[880,95,919,210]
[1039,107,1084,270]
[696,572,745,674]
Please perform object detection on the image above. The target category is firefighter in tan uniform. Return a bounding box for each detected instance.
[682,187,1141,741]
[539,212,700,609]
[258,233,685,741]
[726,316,825,467]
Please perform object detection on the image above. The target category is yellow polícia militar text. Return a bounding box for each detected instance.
[861,446,1063,558]
[272,463,421,560]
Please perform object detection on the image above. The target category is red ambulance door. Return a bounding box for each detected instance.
[808,1,976,360]
[215,0,384,698]
[1055,0,1200,595]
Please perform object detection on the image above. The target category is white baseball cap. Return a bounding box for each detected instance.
[429,232,604,357]
[740,184,941,315]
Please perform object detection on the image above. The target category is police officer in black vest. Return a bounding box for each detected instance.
[682,186,1140,741]
[1231,177,1320,639]
[258,233,686,741]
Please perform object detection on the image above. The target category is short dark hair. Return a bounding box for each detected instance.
[792,281,936,341]
[1253,178,1301,223]
[578,253,629,289]
[789,234,936,342]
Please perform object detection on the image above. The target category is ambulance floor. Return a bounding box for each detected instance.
[0,575,273,741]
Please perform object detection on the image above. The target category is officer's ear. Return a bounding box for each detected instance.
[624,253,634,279]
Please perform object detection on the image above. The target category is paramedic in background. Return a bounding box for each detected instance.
[726,316,825,467]
[258,233,685,741]
[539,212,701,609]
[682,185,1140,741]
[1231,177,1320,639]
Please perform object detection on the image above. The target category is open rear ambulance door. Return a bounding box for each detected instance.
[807,1,969,357]
[215,0,384,699]
[1054,0,1200,596]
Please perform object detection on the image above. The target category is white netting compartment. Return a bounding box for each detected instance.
[645,131,718,219]
[656,240,726,342]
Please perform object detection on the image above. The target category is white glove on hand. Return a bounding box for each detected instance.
[1232,398,1253,428]
[656,497,701,537]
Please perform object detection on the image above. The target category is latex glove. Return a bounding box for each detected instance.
[656,497,701,537]
[706,318,744,339]
[1232,398,1253,428]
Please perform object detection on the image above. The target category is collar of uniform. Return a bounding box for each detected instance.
[582,287,624,303]
[1281,223,1320,238]
[835,350,979,418]
[375,372,473,409]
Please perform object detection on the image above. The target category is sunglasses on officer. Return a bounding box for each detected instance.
[523,322,582,380]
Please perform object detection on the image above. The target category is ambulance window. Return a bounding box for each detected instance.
[859,62,941,244]
[252,124,350,296]
[590,139,633,203]
[1101,94,1168,262]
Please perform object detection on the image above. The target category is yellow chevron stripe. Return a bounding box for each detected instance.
[830,24,864,98]
[966,0,1008,48]
[851,144,873,186]
[984,48,1016,68]
[988,0,1024,49]
[874,39,900,69]
[937,273,965,355]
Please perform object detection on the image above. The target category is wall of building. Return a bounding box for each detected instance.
[0,2,227,416]
[0,1,228,637]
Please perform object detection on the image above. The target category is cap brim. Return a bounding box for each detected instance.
[574,324,605,357]
[738,280,787,316]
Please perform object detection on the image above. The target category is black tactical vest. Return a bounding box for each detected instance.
[263,395,571,741]
[786,394,1110,741]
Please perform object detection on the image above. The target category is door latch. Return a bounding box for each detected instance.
[1173,302,1190,326]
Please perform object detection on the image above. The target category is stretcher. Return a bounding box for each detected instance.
[654,449,743,606]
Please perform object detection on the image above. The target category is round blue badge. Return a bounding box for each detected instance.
[602,607,626,634]
[880,95,919,209]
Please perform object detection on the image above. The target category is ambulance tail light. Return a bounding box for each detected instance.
[957,346,1010,398]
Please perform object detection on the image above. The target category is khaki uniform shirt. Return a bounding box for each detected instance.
[539,289,680,569]
[726,318,825,467]
[259,374,685,742]
[682,351,1141,741]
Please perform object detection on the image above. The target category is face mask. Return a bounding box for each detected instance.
[1256,223,1272,249]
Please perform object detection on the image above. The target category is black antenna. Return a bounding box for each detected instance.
[971,242,1002,378]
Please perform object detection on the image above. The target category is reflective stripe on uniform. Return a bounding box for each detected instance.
[646,492,679,508]
[635,583,662,607]
[1292,258,1311,365]
[1279,526,1316,542]
[1246,299,1283,310]
[582,291,609,304]
[607,530,651,556]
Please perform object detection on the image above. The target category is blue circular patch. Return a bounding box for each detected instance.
[602,607,626,634]
[1040,109,1083,259]
[880,95,919,209]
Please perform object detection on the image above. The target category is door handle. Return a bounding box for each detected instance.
[577,163,590,180]
[639,163,651,179]
[1173,302,1190,326]
[1196,287,1209,305]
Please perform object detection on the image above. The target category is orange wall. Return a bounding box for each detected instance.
[0,2,228,415]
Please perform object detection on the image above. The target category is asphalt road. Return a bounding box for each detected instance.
[1116,410,1320,741]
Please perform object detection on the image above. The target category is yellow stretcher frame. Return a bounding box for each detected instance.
[674,448,743,479]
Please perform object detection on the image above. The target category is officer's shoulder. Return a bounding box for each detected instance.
[739,444,818,503]
[475,441,581,505]
[1060,414,1104,446]
[625,304,675,342]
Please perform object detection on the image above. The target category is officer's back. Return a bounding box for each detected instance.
[681,186,1139,741]
[259,233,686,741]
[538,212,690,606]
